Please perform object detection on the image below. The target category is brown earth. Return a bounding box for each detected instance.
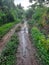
[0,21,40,65]
[16,21,39,65]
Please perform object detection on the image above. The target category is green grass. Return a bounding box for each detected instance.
[0,22,16,39]
[31,27,49,65]
[0,18,21,40]
[0,33,19,65]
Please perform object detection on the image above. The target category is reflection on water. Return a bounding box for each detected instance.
[21,21,28,56]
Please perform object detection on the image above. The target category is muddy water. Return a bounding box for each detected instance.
[17,21,38,65]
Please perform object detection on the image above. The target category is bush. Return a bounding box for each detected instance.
[0,33,19,65]
[31,27,49,65]
[0,22,15,39]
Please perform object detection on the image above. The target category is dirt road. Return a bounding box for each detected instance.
[17,21,39,65]
[0,23,21,53]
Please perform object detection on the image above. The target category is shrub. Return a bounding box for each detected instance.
[0,33,19,65]
[0,23,15,39]
[31,27,49,65]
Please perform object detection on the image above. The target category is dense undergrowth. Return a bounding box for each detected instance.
[28,6,49,65]
[31,27,49,65]
[0,0,24,26]
[0,33,19,65]
[0,0,24,39]
[0,20,20,40]
[0,22,14,39]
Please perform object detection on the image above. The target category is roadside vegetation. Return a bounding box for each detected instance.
[0,22,15,39]
[0,0,24,64]
[0,0,49,65]
[0,0,24,39]
[31,27,49,65]
[25,0,49,65]
[0,0,24,26]
[0,32,19,65]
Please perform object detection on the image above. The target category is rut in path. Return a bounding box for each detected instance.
[16,21,39,65]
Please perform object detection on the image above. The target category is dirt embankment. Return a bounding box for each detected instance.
[0,23,21,53]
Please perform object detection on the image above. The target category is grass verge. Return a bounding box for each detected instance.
[31,27,49,65]
[0,33,19,65]
[0,22,16,40]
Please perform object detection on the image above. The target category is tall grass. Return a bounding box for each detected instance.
[0,33,19,65]
[31,27,49,65]
[0,23,15,39]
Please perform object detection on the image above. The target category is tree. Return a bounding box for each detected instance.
[0,0,15,25]
[17,3,23,9]
[2,0,15,9]
[0,0,25,26]
[29,0,49,4]
[25,8,34,19]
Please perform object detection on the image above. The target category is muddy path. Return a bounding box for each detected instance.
[0,23,21,53]
[17,21,39,65]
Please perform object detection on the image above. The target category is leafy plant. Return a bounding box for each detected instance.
[31,27,49,65]
[0,33,19,65]
[0,22,15,39]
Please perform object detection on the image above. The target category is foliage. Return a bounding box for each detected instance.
[0,0,15,26]
[29,0,49,4]
[28,1,49,65]
[28,7,49,30]
[0,33,19,65]
[0,22,15,39]
[31,27,49,65]
[32,7,45,23]
[25,8,34,20]
[0,0,24,26]
[28,7,45,28]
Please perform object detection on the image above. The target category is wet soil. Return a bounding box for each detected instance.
[16,21,39,65]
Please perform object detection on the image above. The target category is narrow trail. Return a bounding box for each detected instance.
[0,23,21,53]
[17,21,39,65]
